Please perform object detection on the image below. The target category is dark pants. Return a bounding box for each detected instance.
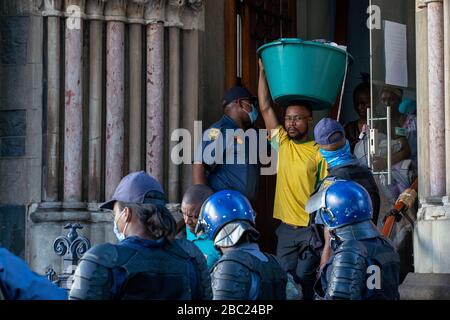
[276,223,324,300]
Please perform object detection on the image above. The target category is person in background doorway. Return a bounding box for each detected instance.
[344,73,374,153]
[373,86,417,200]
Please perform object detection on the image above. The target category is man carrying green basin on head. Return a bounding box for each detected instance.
[257,59,328,300]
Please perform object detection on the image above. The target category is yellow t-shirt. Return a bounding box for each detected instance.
[270,126,328,227]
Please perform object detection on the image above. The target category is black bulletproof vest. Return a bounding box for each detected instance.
[360,237,400,300]
[220,250,287,300]
[115,241,194,300]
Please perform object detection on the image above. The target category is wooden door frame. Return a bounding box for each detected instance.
[225,0,297,92]
[225,0,238,89]
[330,0,349,119]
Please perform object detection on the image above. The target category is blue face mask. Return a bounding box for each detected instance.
[241,102,259,124]
[113,209,128,242]
[320,140,353,169]
[248,105,259,124]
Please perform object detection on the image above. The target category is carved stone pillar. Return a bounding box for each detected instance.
[42,0,63,202]
[400,0,450,299]
[180,0,204,195]
[416,1,431,200]
[426,0,446,196]
[63,0,85,202]
[104,0,127,199]
[444,0,450,194]
[166,0,185,202]
[128,0,148,172]
[86,0,106,202]
[145,0,166,184]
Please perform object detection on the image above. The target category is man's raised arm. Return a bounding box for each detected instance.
[258,59,279,133]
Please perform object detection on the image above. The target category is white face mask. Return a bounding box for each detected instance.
[113,208,128,242]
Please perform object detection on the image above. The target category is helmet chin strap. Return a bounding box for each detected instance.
[329,229,343,251]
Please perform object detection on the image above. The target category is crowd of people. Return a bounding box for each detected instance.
[0,60,417,301]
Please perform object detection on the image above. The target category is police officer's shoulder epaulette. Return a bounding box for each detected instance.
[81,243,134,268]
[207,128,221,141]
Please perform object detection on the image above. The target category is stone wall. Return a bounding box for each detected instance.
[0,0,43,258]
[0,0,205,274]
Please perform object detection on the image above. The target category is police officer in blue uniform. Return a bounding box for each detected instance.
[193,86,261,201]
[69,171,212,300]
[0,247,67,300]
[306,180,400,300]
[196,190,287,300]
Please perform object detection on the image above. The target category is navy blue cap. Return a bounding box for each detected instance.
[314,118,345,146]
[222,86,256,106]
[100,171,166,210]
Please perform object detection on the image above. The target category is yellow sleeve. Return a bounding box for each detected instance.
[315,151,329,188]
[269,125,288,151]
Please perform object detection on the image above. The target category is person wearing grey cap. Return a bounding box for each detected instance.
[69,171,212,300]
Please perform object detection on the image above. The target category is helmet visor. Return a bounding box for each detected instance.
[306,188,328,214]
[305,178,342,214]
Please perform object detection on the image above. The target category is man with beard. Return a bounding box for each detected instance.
[258,59,328,300]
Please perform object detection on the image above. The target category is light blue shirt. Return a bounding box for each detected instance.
[186,227,221,270]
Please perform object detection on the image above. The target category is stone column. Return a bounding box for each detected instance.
[86,0,106,203]
[104,0,127,199]
[63,0,85,202]
[400,0,450,300]
[427,0,446,197]
[128,0,148,172]
[180,0,204,195]
[416,1,431,200]
[166,0,185,202]
[145,0,166,184]
[444,0,450,194]
[42,0,63,202]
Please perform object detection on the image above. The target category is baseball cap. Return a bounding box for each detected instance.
[399,99,416,114]
[100,171,166,210]
[314,118,345,146]
[222,86,256,106]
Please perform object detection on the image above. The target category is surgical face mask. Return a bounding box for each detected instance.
[113,208,128,242]
[319,140,353,169]
[240,101,259,124]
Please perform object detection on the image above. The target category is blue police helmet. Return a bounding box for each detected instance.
[306,180,373,229]
[195,190,256,241]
